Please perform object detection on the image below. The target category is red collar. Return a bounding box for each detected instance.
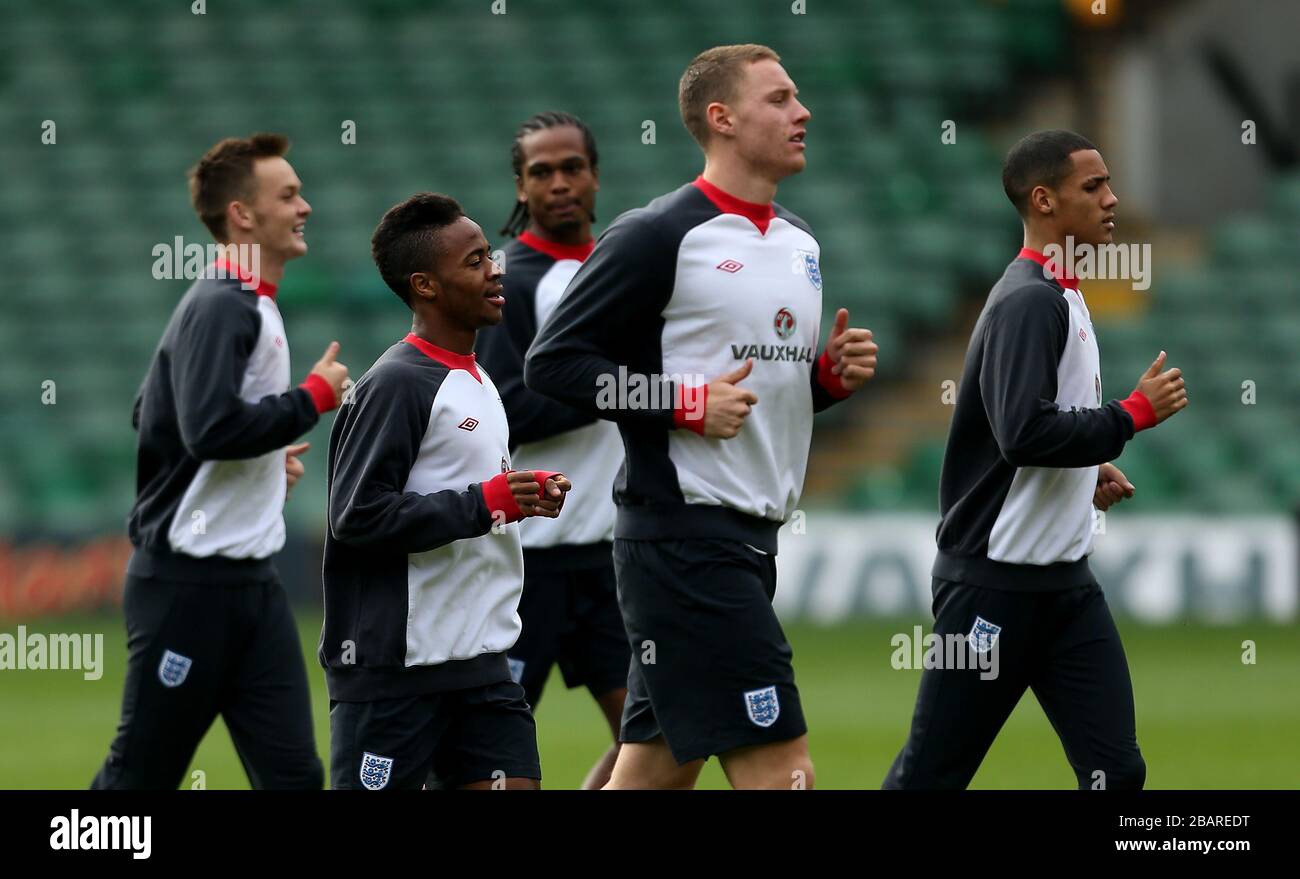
[518,230,594,263]
[692,175,776,235]
[1017,247,1079,291]
[211,257,277,298]
[404,333,481,382]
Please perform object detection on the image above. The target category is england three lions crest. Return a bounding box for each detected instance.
[157,650,192,688]
[359,752,393,790]
[793,249,822,290]
[968,616,1002,654]
[743,685,780,727]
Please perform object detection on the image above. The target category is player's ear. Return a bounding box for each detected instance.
[706,101,733,140]
[1029,184,1054,216]
[514,175,526,202]
[226,200,254,234]
[409,272,439,303]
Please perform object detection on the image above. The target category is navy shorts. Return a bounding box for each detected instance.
[329,680,540,790]
[508,554,630,708]
[613,537,807,764]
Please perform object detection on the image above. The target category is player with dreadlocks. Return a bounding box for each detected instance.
[473,111,631,789]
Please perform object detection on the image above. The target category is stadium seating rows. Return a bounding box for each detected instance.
[1,0,1295,532]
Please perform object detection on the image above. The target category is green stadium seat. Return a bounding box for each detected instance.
[0,0,1291,529]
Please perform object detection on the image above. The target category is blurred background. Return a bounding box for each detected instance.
[0,0,1296,788]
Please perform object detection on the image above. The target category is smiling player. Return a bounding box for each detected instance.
[321,193,572,790]
[93,133,347,790]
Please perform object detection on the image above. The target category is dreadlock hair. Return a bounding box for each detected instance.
[500,110,599,238]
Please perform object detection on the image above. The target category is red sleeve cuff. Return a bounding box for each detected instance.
[1119,389,1157,432]
[673,383,708,435]
[815,350,853,399]
[300,373,338,414]
[480,472,525,524]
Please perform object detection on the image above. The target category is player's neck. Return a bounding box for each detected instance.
[1022,227,1066,258]
[410,313,475,356]
[256,256,285,287]
[700,157,777,205]
[525,220,592,247]
[227,236,286,286]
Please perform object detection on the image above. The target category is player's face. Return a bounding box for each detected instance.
[244,156,311,260]
[1055,149,1118,247]
[516,126,598,237]
[430,217,506,329]
[728,59,811,181]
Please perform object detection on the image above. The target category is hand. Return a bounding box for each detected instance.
[285,442,309,498]
[1133,351,1187,423]
[506,471,572,519]
[311,341,349,406]
[702,359,758,439]
[532,474,572,518]
[1093,462,1135,512]
[825,308,878,391]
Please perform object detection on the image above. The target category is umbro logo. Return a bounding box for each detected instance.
[458,417,479,431]
[716,259,744,273]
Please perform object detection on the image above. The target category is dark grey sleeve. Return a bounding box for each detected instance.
[170,291,319,460]
[979,285,1133,468]
[524,210,679,428]
[475,275,595,446]
[327,365,496,554]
